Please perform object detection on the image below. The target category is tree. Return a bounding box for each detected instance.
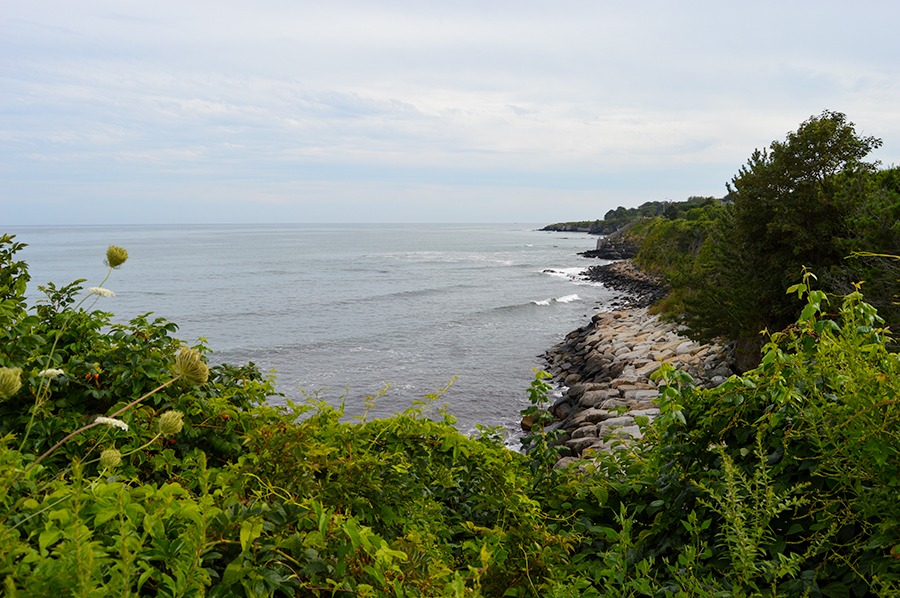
[681,111,883,355]
[826,166,900,329]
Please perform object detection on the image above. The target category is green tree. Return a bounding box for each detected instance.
[825,166,900,329]
[682,110,883,352]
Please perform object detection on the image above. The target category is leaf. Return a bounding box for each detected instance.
[313,500,327,535]
[240,519,264,552]
[39,528,62,554]
[820,581,850,598]
[222,559,248,586]
[590,485,609,504]
[343,520,362,550]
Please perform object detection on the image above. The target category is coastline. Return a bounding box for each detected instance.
[534,259,733,467]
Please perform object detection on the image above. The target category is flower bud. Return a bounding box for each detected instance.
[0,367,23,401]
[174,348,209,386]
[105,245,128,268]
[158,410,184,437]
[100,448,122,469]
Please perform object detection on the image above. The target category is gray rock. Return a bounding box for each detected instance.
[635,361,662,377]
[554,456,583,469]
[570,425,598,439]
[565,435,603,452]
[675,341,695,355]
[601,424,643,441]
[599,397,631,410]
[607,361,626,379]
[579,389,618,408]
[628,408,660,418]
[623,389,659,402]
[596,416,636,437]
[566,407,611,427]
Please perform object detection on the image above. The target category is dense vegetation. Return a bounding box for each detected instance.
[3,111,900,596]
[543,196,724,235]
[596,112,900,368]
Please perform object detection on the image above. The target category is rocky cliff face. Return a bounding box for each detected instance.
[540,221,617,234]
[577,218,646,260]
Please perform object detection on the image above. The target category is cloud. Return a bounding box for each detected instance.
[2,1,900,224]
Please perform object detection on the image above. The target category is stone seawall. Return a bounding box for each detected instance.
[534,265,733,468]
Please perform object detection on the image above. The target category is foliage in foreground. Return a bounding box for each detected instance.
[4,235,900,596]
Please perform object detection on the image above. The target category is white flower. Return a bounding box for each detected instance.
[39,369,66,378]
[88,287,115,297]
[94,416,129,432]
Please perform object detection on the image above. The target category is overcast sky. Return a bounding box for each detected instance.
[3,0,899,225]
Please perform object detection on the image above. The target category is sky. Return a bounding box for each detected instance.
[3,0,900,225]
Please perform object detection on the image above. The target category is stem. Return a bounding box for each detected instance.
[108,375,180,418]
[120,433,162,457]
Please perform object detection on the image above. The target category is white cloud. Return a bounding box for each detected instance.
[2,0,900,224]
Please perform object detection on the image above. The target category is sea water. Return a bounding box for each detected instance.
[7,224,614,438]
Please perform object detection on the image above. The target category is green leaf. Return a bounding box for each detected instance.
[820,581,850,598]
[343,520,362,549]
[240,519,264,552]
[590,485,609,504]
[38,528,62,554]
[222,559,248,586]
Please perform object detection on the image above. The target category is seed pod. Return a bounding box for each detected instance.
[158,410,184,437]
[100,448,122,469]
[174,348,209,386]
[105,245,128,268]
[0,367,23,401]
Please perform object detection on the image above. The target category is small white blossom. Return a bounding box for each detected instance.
[94,416,129,432]
[39,369,66,378]
[88,287,115,297]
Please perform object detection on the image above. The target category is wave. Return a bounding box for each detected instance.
[541,267,586,280]
[531,293,581,306]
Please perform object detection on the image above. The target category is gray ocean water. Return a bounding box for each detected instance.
[7,224,614,438]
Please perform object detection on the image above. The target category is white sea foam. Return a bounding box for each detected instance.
[541,267,586,280]
[532,294,580,306]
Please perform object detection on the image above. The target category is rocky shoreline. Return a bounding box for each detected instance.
[581,260,669,309]
[531,259,734,468]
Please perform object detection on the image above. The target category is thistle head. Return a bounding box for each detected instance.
[158,410,185,437]
[105,245,128,269]
[0,367,23,401]
[100,448,122,469]
[174,348,209,386]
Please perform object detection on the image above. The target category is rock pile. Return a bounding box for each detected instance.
[536,308,733,469]
[581,260,669,309]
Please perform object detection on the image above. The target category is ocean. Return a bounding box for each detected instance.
[6,224,614,440]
